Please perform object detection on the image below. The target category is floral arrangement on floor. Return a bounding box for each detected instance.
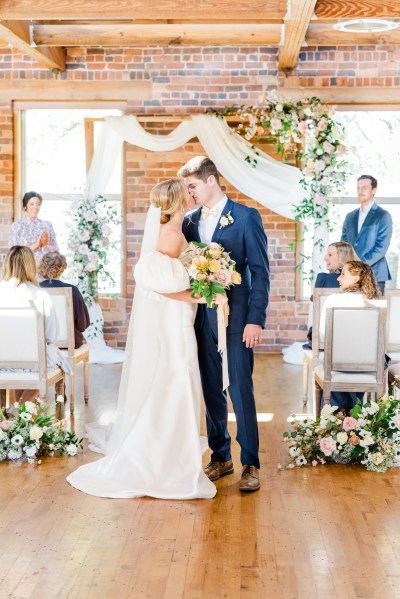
[0,399,82,465]
[67,194,120,306]
[281,397,400,473]
[181,241,241,307]
[220,91,349,280]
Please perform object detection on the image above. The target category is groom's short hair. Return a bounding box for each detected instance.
[178,156,220,186]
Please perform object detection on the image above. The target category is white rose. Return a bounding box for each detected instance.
[79,230,91,242]
[24,445,37,458]
[337,432,348,445]
[88,252,99,263]
[84,210,96,222]
[29,425,43,441]
[24,401,37,414]
[275,103,283,112]
[85,262,97,273]
[220,216,229,227]
[101,224,111,236]
[66,444,78,456]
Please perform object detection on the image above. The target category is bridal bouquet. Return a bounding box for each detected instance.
[181,241,241,307]
[0,399,83,465]
[282,396,400,473]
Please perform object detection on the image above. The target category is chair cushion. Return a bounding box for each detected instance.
[0,367,62,382]
[314,364,377,384]
[388,352,400,364]
[389,363,400,377]
[60,344,89,361]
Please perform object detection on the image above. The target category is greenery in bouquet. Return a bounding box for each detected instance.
[0,399,83,465]
[67,194,121,306]
[181,241,241,308]
[281,396,400,473]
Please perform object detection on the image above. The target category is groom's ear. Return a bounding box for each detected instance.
[207,175,216,187]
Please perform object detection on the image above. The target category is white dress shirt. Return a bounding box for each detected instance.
[198,196,228,244]
[357,201,374,233]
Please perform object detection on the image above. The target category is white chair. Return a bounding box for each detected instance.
[303,288,340,405]
[46,287,89,415]
[313,303,387,418]
[385,289,400,364]
[0,302,65,418]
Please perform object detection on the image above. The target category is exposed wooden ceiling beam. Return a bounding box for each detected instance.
[315,0,400,20]
[0,0,287,21]
[279,86,400,105]
[0,80,152,101]
[306,23,400,45]
[0,20,65,70]
[32,23,282,47]
[279,0,318,71]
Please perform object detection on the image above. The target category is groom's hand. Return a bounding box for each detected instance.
[243,324,263,349]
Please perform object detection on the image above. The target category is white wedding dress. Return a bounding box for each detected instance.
[66,248,216,500]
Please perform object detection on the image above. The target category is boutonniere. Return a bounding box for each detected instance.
[219,211,234,229]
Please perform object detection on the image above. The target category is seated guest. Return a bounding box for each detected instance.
[8,191,58,263]
[319,260,381,411]
[38,251,90,349]
[304,241,359,348]
[0,246,71,404]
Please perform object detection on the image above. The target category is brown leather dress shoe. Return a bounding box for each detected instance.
[204,460,234,482]
[239,465,260,492]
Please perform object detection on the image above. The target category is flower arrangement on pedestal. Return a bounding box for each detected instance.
[221,92,349,279]
[67,194,120,306]
[280,396,400,473]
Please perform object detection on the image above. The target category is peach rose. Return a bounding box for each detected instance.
[208,259,221,273]
[348,435,360,446]
[231,271,242,285]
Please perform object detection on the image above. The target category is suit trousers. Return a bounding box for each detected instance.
[195,306,260,469]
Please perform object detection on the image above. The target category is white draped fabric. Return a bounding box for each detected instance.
[86,114,304,220]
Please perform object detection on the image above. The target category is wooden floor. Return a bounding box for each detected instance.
[1,355,400,599]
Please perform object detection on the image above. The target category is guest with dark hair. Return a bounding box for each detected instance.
[341,175,392,295]
[38,251,90,349]
[8,191,58,262]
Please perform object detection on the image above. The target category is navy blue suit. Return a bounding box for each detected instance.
[183,198,269,468]
[341,203,392,283]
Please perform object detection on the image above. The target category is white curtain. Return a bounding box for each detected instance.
[86,114,304,220]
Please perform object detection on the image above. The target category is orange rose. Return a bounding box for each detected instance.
[208,259,221,273]
[348,435,360,446]
[231,271,241,285]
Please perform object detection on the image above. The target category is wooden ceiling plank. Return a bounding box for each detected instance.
[279,0,318,71]
[0,0,287,21]
[315,0,400,20]
[0,20,65,70]
[0,80,152,101]
[306,23,400,45]
[33,23,282,46]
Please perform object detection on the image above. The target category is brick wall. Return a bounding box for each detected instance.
[1,44,398,350]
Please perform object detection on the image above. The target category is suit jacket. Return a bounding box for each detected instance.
[341,202,392,282]
[314,272,341,290]
[183,198,270,332]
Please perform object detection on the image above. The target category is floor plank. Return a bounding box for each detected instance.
[1,355,400,599]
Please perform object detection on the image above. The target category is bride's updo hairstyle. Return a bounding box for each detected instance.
[150,178,189,224]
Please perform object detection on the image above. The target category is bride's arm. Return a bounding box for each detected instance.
[161,290,206,303]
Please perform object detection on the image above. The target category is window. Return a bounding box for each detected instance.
[300,111,400,299]
[22,108,122,295]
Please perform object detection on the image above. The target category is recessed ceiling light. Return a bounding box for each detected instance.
[333,19,399,33]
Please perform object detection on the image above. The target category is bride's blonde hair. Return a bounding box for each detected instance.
[150,178,189,224]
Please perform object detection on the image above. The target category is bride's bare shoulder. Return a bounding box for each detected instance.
[157,224,186,258]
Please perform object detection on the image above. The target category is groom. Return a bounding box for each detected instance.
[178,157,270,492]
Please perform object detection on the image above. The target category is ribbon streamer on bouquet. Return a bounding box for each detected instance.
[216,295,230,390]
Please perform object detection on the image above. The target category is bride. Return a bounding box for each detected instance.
[66,178,217,499]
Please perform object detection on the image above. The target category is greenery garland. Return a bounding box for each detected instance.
[221,92,349,278]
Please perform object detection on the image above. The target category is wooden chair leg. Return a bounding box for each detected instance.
[0,389,6,410]
[303,358,309,406]
[83,359,89,404]
[55,378,65,420]
[312,374,322,419]
[69,371,75,415]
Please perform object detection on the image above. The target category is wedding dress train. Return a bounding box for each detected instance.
[66,250,216,500]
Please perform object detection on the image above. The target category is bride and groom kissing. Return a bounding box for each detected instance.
[67,156,270,499]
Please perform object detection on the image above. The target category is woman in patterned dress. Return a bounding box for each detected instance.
[8,191,58,262]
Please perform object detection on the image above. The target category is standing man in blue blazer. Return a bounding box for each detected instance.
[178,157,270,493]
[341,175,392,294]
